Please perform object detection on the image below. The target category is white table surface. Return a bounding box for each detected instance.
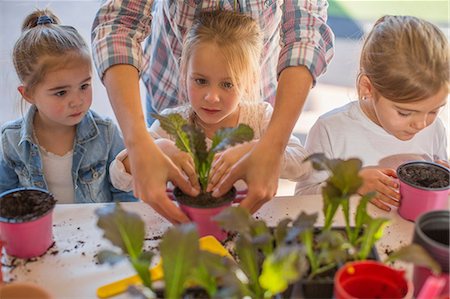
[0,195,431,298]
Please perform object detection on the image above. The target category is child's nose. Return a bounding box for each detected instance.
[204,89,220,103]
[69,95,84,108]
[411,117,427,130]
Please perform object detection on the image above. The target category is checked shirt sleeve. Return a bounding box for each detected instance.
[279,0,335,84]
[91,0,154,80]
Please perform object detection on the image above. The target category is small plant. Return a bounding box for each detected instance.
[96,202,303,298]
[152,113,254,192]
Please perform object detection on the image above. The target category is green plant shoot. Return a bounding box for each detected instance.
[152,113,254,191]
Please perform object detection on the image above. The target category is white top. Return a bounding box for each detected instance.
[39,147,75,204]
[295,101,448,195]
[110,102,310,192]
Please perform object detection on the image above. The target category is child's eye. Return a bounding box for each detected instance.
[195,78,207,85]
[397,111,411,117]
[81,83,91,90]
[221,82,234,89]
[54,90,66,97]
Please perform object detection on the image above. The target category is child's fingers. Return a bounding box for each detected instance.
[378,178,400,201]
[207,165,229,192]
[380,168,397,178]
[369,197,391,211]
[376,190,399,207]
[181,162,199,189]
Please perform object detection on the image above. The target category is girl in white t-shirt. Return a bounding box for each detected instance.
[296,15,449,211]
[110,11,309,201]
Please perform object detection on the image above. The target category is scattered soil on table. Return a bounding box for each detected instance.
[398,164,449,189]
[0,189,56,222]
[174,187,236,208]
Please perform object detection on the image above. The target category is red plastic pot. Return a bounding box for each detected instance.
[334,261,413,299]
[397,161,449,222]
[0,188,56,258]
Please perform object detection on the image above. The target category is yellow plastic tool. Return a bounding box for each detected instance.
[96,235,232,298]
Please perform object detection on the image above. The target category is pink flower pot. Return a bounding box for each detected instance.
[174,187,235,241]
[397,161,449,222]
[334,261,414,299]
[0,188,56,258]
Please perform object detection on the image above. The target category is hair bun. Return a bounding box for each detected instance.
[21,9,61,31]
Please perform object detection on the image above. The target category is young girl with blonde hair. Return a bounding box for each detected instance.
[0,9,136,203]
[296,15,449,211]
[110,10,310,196]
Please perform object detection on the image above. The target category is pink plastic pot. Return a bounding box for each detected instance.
[334,260,414,299]
[179,203,232,241]
[0,188,56,258]
[174,187,235,241]
[397,161,449,222]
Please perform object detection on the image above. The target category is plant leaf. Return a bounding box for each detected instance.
[273,218,292,246]
[235,235,264,298]
[357,217,389,260]
[259,245,306,295]
[152,113,192,153]
[160,223,199,299]
[97,249,125,265]
[385,244,442,275]
[285,212,317,244]
[189,251,230,297]
[214,206,254,235]
[210,124,254,154]
[95,203,145,258]
[131,251,154,289]
[329,158,362,195]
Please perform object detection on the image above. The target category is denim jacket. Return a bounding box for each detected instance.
[0,105,137,203]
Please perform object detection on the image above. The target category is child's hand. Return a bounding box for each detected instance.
[207,142,255,192]
[155,139,199,190]
[170,151,199,190]
[434,159,450,169]
[358,167,400,211]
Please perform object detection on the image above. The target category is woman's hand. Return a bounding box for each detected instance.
[127,134,198,224]
[358,167,400,211]
[207,141,256,192]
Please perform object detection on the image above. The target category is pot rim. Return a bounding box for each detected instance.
[397,161,450,191]
[415,210,450,250]
[174,186,236,208]
[0,187,56,223]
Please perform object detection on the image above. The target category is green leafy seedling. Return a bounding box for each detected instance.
[152,113,254,192]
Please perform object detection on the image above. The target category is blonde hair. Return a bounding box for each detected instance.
[179,10,263,102]
[13,9,91,94]
[358,15,449,102]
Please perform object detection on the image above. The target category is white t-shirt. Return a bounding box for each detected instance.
[110,102,310,192]
[39,147,75,204]
[295,101,448,195]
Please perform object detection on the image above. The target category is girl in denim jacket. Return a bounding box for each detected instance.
[0,9,136,203]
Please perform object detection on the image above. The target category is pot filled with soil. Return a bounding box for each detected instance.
[397,161,449,221]
[0,187,56,258]
[174,187,236,241]
[334,260,414,299]
[412,209,449,297]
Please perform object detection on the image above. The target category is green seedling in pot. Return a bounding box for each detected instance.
[152,113,254,192]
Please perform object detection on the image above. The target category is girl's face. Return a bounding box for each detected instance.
[21,61,92,129]
[186,42,240,131]
[363,86,448,141]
